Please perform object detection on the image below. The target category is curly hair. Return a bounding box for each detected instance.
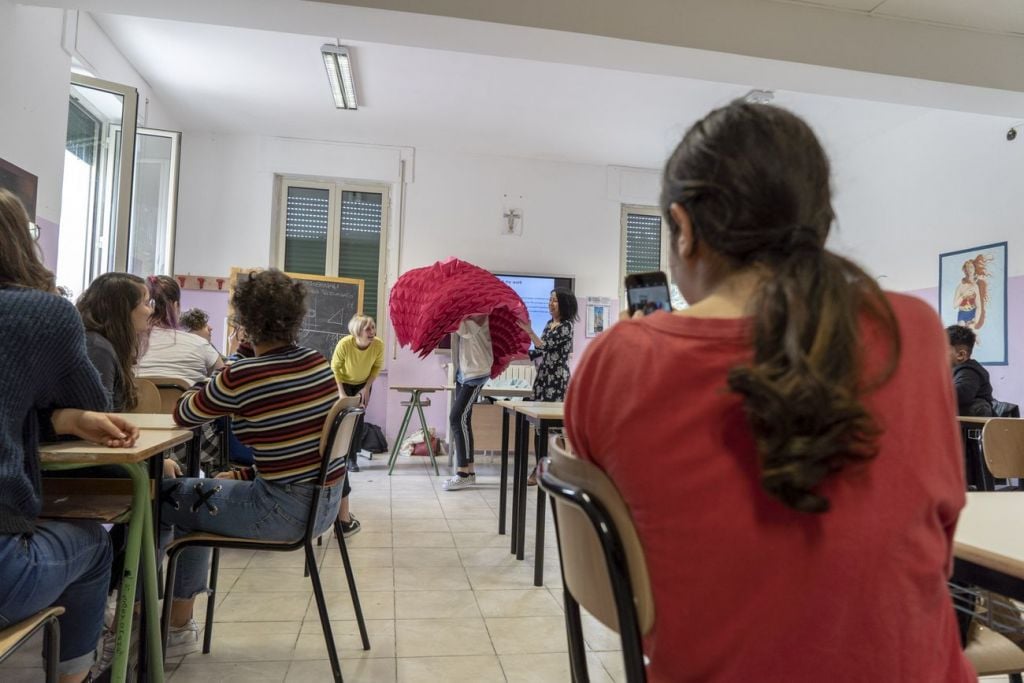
[232,269,307,345]
[180,307,210,332]
[946,325,976,354]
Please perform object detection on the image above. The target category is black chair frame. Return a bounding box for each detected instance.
[160,406,370,683]
[538,458,647,683]
[0,611,61,683]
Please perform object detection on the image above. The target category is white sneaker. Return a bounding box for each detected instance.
[442,473,476,491]
[165,618,200,658]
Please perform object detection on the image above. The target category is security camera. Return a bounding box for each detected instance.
[1008,128,1018,141]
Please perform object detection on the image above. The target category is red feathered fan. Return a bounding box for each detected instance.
[389,258,531,378]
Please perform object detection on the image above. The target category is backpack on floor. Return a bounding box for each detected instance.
[360,423,389,453]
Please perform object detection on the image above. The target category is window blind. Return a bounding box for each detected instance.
[283,187,329,275]
[338,191,382,318]
[625,213,662,274]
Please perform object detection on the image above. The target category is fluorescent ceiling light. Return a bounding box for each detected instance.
[321,44,358,110]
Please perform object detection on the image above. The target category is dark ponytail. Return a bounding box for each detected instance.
[662,102,900,514]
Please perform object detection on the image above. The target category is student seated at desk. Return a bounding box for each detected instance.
[77,272,153,413]
[947,325,994,417]
[163,269,352,654]
[565,103,974,681]
[137,275,223,384]
[0,188,139,683]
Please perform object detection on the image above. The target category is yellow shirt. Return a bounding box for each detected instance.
[330,335,384,385]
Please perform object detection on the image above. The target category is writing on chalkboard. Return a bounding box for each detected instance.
[228,268,364,362]
[297,276,364,362]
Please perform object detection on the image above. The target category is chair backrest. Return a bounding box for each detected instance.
[982,418,1024,478]
[541,435,655,636]
[132,378,162,414]
[303,397,363,541]
[142,376,192,414]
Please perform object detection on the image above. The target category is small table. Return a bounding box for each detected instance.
[387,386,443,475]
[953,492,1024,602]
[495,401,563,586]
[41,429,192,683]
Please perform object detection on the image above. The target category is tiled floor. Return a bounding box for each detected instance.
[1,455,625,682]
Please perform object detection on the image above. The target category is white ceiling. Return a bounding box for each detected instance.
[783,0,1024,35]
[93,13,944,169]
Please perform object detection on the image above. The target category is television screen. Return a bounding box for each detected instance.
[433,272,574,350]
[493,273,574,340]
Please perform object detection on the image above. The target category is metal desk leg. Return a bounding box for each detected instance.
[516,418,531,561]
[510,412,523,554]
[534,425,549,586]
[112,462,164,683]
[498,408,510,535]
[387,393,416,475]
[414,394,440,476]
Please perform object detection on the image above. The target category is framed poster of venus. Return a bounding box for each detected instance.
[939,241,1007,365]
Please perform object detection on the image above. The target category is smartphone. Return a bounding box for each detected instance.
[625,271,672,316]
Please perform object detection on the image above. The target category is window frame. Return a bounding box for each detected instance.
[619,204,669,302]
[273,175,391,326]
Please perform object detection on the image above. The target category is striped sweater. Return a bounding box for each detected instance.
[174,345,343,485]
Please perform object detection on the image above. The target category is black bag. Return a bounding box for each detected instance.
[993,400,1021,418]
[360,423,389,453]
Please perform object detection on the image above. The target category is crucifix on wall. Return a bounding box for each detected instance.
[503,208,521,234]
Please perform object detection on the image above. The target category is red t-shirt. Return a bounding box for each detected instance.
[565,293,974,682]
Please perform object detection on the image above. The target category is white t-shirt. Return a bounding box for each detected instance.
[138,327,221,385]
[456,317,493,381]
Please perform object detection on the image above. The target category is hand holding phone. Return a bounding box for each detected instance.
[625,271,672,316]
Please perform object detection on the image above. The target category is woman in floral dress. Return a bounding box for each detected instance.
[517,288,578,482]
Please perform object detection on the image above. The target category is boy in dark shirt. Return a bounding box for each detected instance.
[946,325,994,416]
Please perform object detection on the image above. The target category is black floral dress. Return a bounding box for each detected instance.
[532,320,573,401]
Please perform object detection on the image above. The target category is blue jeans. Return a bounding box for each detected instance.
[0,521,112,675]
[160,477,344,599]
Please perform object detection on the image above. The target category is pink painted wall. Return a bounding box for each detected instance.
[36,216,59,273]
[904,275,1022,403]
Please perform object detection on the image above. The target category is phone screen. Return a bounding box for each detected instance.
[627,283,672,315]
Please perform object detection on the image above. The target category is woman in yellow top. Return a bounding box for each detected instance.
[330,314,384,472]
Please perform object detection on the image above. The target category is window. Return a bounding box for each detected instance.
[275,178,389,324]
[58,75,138,295]
[128,129,180,277]
[619,205,685,309]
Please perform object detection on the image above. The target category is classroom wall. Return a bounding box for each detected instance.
[828,107,1024,290]
[174,137,643,442]
[0,4,180,271]
[0,1,72,248]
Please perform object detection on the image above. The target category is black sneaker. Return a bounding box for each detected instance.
[340,514,361,538]
[348,458,361,473]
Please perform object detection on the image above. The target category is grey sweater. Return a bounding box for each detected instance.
[0,287,109,533]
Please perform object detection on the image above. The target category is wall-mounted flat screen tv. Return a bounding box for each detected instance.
[435,273,575,351]
[492,273,574,340]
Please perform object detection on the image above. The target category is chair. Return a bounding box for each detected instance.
[957,417,1024,681]
[161,398,369,683]
[132,378,163,413]
[142,376,191,414]
[0,607,64,683]
[982,418,1024,480]
[538,436,654,683]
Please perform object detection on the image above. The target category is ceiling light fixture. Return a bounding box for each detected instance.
[321,44,358,110]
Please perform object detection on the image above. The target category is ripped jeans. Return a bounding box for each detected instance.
[160,477,343,599]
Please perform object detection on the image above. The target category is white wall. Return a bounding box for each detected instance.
[829,107,1024,291]
[0,1,72,225]
[174,137,653,299]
